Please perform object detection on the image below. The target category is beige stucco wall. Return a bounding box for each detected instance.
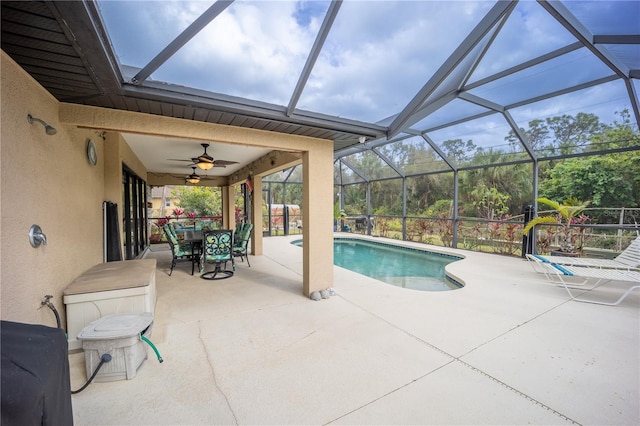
[1,52,106,327]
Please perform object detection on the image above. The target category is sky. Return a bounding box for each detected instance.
[96,0,639,149]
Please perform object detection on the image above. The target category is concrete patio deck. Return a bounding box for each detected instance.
[69,235,639,425]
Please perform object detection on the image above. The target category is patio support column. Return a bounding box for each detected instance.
[222,185,235,230]
[303,147,334,296]
[250,177,263,256]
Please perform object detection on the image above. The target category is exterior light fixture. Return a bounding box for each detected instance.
[196,143,214,170]
[358,136,366,143]
[186,166,201,184]
[27,114,57,135]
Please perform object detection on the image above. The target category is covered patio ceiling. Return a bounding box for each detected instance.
[1,0,638,179]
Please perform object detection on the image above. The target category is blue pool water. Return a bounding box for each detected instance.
[293,238,462,291]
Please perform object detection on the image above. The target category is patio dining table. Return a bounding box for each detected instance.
[182,230,203,275]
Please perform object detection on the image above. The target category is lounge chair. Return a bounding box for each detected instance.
[528,236,640,272]
[526,254,640,306]
[233,222,254,267]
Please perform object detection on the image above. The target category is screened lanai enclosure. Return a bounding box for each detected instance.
[3,0,639,257]
[258,0,640,257]
[331,118,640,256]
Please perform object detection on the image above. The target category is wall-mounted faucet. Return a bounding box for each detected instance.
[29,224,47,248]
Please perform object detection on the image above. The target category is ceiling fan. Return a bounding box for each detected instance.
[175,166,221,185]
[185,166,201,184]
[168,143,238,170]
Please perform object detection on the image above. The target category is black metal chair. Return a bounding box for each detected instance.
[200,230,235,280]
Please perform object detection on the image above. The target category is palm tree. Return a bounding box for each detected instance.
[523,197,590,253]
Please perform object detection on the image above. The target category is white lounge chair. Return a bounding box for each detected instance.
[528,236,640,272]
[526,254,640,306]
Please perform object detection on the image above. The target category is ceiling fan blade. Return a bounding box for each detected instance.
[213,159,238,166]
[168,158,197,163]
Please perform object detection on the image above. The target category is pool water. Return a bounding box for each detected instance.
[294,238,462,291]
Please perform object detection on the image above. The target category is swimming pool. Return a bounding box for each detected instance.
[292,237,463,291]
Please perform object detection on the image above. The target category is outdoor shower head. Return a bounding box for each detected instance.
[27,114,57,135]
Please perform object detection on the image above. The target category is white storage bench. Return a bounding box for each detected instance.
[63,259,157,351]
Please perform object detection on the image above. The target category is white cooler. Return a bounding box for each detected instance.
[77,312,154,382]
[63,259,157,351]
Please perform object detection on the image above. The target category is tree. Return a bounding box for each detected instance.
[371,178,403,215]
[539,154,637,208]
[342,182,367,214]
[440,138,477,164]
[505,118,549,152]
[505,112,602,156]
[265,166,304,206]
[172,186,222,217]
[468,183,510,220]
[588,109,640,150]
[546,112,602,155]
[459,150,532,215]
[539,110,640,208]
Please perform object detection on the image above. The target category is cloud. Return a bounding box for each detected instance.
[97,0,637,135]
[298,1,496,121]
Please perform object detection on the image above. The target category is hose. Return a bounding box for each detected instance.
[71,332,162,394]
[141,334,163,363]
[71,353,112,394]
[41,295,61,329]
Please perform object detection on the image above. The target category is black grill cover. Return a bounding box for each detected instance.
[1,320,73,425]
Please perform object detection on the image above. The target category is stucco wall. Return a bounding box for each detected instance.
[1,52,106,327]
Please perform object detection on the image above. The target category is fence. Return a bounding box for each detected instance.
[337,207,640,258]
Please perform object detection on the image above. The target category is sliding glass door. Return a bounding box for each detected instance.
[122,166,148,259]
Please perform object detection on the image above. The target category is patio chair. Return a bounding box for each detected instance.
[528,236,640,272]
[200,229,235,280]
[164,223,200,276]
[233,222,254,267]
[526,254,640,306]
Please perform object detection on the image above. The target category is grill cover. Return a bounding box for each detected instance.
[1,320,73,426]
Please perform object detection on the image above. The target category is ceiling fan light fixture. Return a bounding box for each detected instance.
[196,143,215,169]
[196,160,214,170]
[186,166,201,184]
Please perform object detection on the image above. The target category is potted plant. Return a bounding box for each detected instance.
[522,197,590,255]
[186,211,197,228]
[149,227,163,243]
[150,218,169,243]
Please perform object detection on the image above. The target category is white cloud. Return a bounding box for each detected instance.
[97,0,638,135]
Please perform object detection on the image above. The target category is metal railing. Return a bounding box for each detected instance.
[335,208,640,258]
